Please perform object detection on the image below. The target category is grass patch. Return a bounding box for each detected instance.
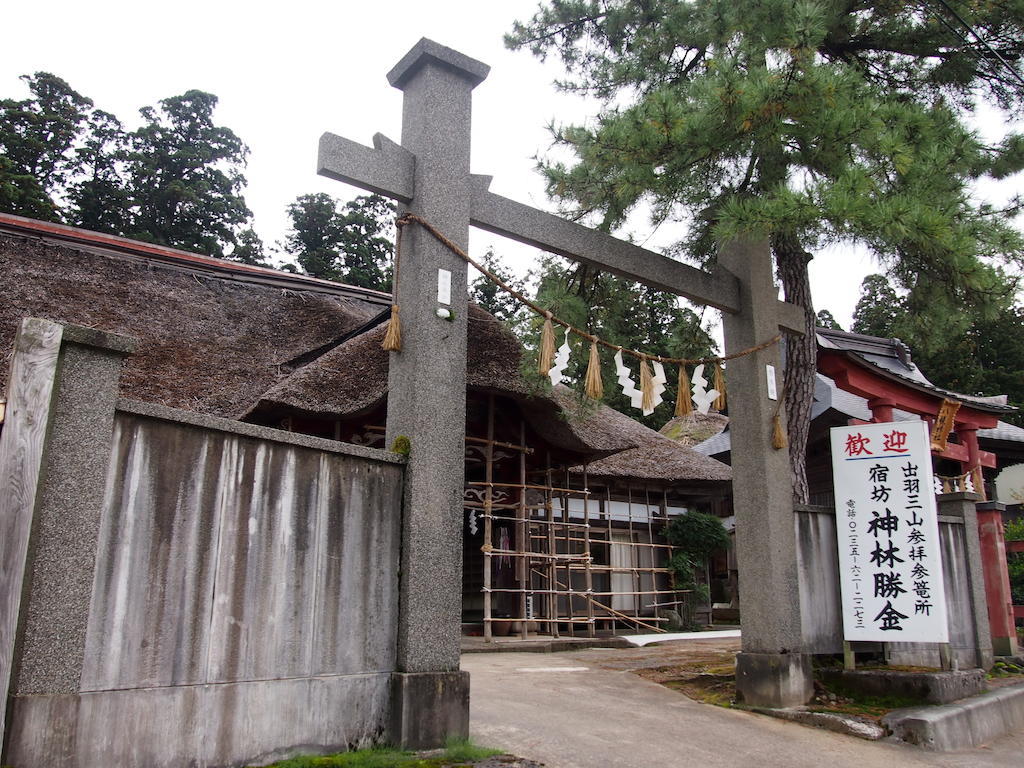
[990,659,1024,678]
[632,652,939,721]
[248,739,502,768]
[441,738,502,763]
[807,685,921,721]
[662,674,736,707]
[633,652,738,708]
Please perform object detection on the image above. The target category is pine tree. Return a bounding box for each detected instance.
[815,309,843,331]
[851,275,905,338]
[0,76,257,260]
[66,109,130,234]
[508,0,1024,500]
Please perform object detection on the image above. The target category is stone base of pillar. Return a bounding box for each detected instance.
[389,671,470,749]
[993,636,1019,658]
[735,652,814,708]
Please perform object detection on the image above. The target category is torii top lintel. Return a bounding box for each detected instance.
[387,38,490,90]
[317,38,804,333]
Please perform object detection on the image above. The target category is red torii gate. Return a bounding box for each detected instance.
[819,347,1020,657]
[819,350,999,494]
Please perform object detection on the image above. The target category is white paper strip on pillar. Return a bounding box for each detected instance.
[437,268,452,305]
[766,364,778,401]
[614,350,644,411]
[549,335,571,386]
[690,364,720,415]
[830,420,949,643]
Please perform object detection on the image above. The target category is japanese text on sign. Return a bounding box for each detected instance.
[830,421,948,643]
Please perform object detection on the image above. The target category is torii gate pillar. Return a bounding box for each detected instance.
[720,240,814,708]
[385,42,488,747]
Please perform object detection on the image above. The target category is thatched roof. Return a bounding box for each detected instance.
[250,305,536,419]
[659,411,729,447]
[248,308,635,459]
[0,222,385,417]
[571,398,732,483]
[0,213,727,481]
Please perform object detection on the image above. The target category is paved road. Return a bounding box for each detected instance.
[464,647,1024,768]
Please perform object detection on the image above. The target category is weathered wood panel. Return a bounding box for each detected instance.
[0,318,63,745]
[795,509,844,654]
[887,522,980,669]
[797,503,988,668]
[6,672,390,768]
[81,412,403,691]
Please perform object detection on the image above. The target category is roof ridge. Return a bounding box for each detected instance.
[0,212,392,305]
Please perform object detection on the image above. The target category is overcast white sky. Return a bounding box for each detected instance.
[3,0,1019,332]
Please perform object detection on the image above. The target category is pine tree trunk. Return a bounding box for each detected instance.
[772,232,816,505]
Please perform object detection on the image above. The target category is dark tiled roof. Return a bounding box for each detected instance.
[817,327,1015,414]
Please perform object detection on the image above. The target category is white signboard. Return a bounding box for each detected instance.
[830,421,948,643]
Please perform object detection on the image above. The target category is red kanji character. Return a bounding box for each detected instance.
[845,432,873,456]
[883,430,909,453]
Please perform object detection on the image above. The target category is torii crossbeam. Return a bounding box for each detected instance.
[319,39,813,745]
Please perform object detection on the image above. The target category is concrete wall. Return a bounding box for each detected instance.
[795,506,844,654]
[794,498,992,669]
[80,406,401,692]
[1,320,406,767]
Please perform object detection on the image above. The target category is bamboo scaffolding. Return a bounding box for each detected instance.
[574,565,671,573]
[468,481,588,494]
[483,394,495,642]
[483,614,669,624]
[529,567,666,634]
[484,550,590,561]
[497,515,590,529]
[365,423,531,454]
[517,421,528,640]
[545,457,558,639]
[581,466,595,637]
[561,481,574,636]
[487,617,595,624]
[530,534,674,549]
[466,401,683,640]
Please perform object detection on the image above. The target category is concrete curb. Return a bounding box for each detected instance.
[882,680,1024,751]
[461,636,632,654]
[750,708,885,740]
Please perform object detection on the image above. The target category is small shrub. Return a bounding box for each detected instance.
[1008,552,1024,606]
[664,512,730,558]
[664,512,729,623]
[1004,517,1024,542]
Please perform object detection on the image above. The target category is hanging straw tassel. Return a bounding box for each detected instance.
[771,393,787,450]
[675,364,693,417]
[584,338,604,400]
[639,355,655,413]
[713,362,726,411]
[538,311,556,376]
[772,412,787,450]
[382,216,404,352]
[382,305,402,351]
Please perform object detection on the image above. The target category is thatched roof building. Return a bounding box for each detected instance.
[0,213,730,484]
[572,401,731,486]
[659,411,729,448]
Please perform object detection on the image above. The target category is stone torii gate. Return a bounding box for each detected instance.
[319,39,811,745]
